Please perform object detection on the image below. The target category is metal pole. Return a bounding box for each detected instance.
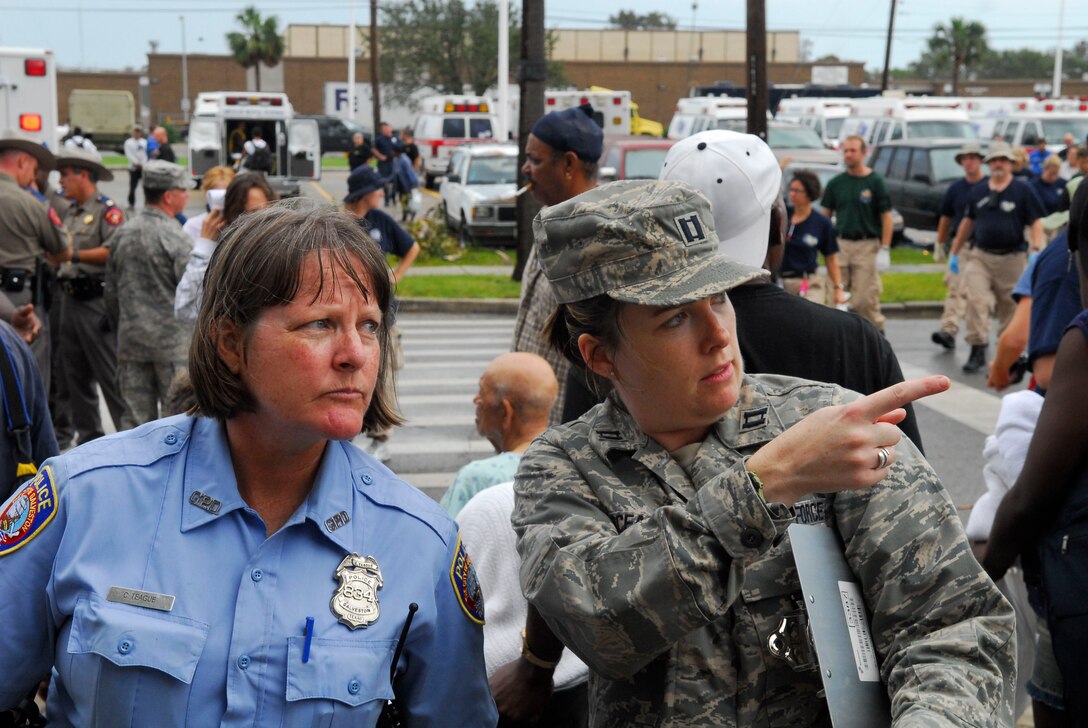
[180,15,190,118]
[348,1,357,124]
[514,0,545,282]
[746,0,767,139]
[1053,0,1066,97]
[881,0,897,93]
[497,0,510,140]
[370,0,381,134]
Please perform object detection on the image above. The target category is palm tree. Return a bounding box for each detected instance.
[928,18,987,95]
[227,7,285,91]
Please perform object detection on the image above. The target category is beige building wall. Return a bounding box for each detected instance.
[547,29,798,63]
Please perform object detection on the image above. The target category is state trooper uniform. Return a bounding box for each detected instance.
[55,148,129,442]
[0,415,498,726]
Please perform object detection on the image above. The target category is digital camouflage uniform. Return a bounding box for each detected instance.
[104,207,193,428]
[59,194,128,440]
[513,373,1015,728]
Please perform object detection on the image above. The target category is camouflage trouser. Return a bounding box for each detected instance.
[837,238,884,331]
[963,248,1026,346]
[118,360,186,431]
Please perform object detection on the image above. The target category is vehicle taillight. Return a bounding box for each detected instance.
[1045,103,1055,111]
[613,97,621,105]
[19,114,42,132]
[24,59,47,76]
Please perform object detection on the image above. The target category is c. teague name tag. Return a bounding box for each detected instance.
[107,586,176,612]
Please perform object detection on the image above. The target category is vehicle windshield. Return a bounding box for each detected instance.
[1042,119,1088,142]
[931,147,964,182]
[716,119,748,132]
[905,120,976,139]
[623,148,671,179]
[466,155,517,185]
[442,118,495,139]
[767,126,825,149]
[825,118,845,138]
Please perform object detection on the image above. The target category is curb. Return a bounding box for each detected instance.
[398,297,944,317]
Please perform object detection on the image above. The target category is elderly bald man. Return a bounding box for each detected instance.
[440,352,557,517]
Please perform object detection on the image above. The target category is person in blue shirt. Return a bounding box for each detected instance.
[0,204,497,726]
[1028,154,1067,216]
[782,169,845,307]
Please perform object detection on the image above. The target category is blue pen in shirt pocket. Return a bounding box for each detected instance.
[302,616,315,663]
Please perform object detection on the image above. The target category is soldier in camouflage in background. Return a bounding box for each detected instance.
[512,180,1015,727]
[105,160,194,429]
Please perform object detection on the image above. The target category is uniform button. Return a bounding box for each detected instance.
[237,655,250,670]
[361,474,373,485]
[164,433,178,445]
[251,568,263,582]
[118,639,133,655]
[347,679,361,695]
[740,529,763,548]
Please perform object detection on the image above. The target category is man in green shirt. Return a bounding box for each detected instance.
[821,135,893,331]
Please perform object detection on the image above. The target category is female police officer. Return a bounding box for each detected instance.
[512,180,1015,727]
[0,204,497,726]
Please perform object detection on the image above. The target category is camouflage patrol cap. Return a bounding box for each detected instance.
[534,179,766,306]
[143,160,196,190]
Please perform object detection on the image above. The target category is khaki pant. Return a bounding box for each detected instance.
[963,248,1026,346]
[837,238,884,330]
[938,248,971,336]
[782,275,828,306]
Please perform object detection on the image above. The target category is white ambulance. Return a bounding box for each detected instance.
[413,95,498,188]
[666,96,750,139]
[187,91,320,197]
[0,47,59,151]
[991,98,1088,151]
[838,96,976,147]
[775,97,854,148]
[962,97,1033,139]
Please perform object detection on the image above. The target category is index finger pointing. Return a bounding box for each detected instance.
[849,376,951,422]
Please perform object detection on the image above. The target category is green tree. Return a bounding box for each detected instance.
[608,10,677,30]
[923,18,988,94]
[380,0,566,102]
[977,47,1052,79]
[226,6,285,92]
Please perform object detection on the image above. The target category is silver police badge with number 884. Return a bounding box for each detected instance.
[331,553,383,629]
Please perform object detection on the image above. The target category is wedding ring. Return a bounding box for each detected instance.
[875,446,890,470]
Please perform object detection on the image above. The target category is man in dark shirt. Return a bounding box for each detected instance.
[400,128,421,174]
[374,122,396,205]
[347,132,372,171]
[932,142,988,350]
[951,142,1045,372]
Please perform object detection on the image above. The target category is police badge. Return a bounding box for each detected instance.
[331,553,383,629]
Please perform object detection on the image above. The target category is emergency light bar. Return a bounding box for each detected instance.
[24,58,47,77]
[443,103,489,113]
[225,96,284,107]
[19,114,42,132]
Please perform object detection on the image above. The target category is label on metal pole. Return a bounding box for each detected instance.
[788,523,891,728]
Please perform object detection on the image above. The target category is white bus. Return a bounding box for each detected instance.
[0,47,59,151]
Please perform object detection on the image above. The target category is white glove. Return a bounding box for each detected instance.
[876,247,891,272]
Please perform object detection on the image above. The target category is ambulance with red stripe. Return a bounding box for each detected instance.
[990,98,1088,152]
[0,47,59,151]
[413,95,498,188]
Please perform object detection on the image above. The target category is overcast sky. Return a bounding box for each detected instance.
[2,0,1084,76]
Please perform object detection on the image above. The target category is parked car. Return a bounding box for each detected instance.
[299,114,372,154]
[598,136,676,182]
[868,138,989,231]
[439,143,518,243]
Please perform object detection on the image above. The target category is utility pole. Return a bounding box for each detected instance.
[370,0,381,134]
[514,0,545,282]
[881,0,897,93]
[180,16,190,118]
[348,2,356,125]
[745,0,767,139]
[497,0,510,141]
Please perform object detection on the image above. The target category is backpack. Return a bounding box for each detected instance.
[246,143,273,173]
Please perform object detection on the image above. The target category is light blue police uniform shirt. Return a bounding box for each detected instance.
[0,415,497,727]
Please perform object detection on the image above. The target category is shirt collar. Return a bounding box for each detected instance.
[180,419,356,551]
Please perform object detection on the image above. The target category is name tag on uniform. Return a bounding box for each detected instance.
[107,586,176,612]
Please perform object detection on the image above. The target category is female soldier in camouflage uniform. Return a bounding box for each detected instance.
[512,179,1015,727]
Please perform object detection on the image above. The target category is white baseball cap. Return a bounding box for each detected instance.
[659,130,781,269]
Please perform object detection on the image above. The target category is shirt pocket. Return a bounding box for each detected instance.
[285,637,396,727]
[65,592,209,720]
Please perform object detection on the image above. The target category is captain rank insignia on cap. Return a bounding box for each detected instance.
[0,467,58,557]
[450,535,485,624]
[331,553,383,629]
[674,213,707,244]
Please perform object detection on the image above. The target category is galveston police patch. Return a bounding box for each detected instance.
[0,467,58,557]
[449,535,485,624]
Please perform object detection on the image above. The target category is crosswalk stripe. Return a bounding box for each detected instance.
[899,363,1000,436]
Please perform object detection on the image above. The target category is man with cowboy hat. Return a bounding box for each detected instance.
[55,147,129,443]
[0,130,72,381]
[931,141,988,351]
[950,141,1045,373]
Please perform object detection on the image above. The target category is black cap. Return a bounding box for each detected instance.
[345,165,384,203]
[530,104,603,161]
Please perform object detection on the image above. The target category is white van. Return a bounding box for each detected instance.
[413,95,498,188]
[667,96,750,139]
[0,47,59,151]
[839,96,977,147]
[187,92,320,197]
[775,97,853,148]
[991,99,1088,150]
[962,97,1034,139]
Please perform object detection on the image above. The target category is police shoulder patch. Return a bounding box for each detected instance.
[104,207,123,227]
[0,466,59,557]
[449,534,485,624]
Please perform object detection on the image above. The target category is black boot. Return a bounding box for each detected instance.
[931,330,955,350]
[962,344,987,373]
